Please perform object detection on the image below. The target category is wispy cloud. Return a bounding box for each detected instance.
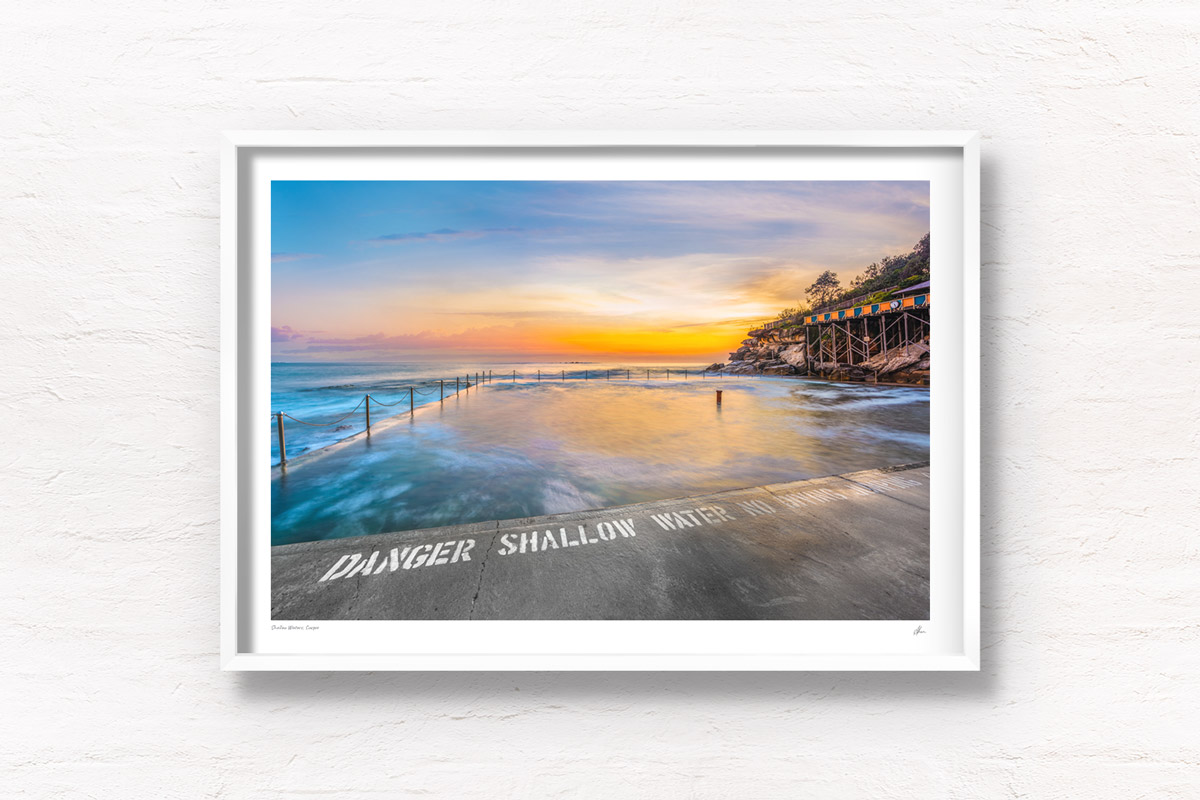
[301,324,544,354]
[435,309,567,319]
[363,226,524,245]
[271,325,305,342]
[530,181,926,234]
[271,252,320,264]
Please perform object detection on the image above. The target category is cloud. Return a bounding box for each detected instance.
[670,316,772,330]
[271,252,320,264]
[301,325,527,353]
[435,309,565,319]
[271,325,305,342]
[529,182,928,256]
[363,227,524,245]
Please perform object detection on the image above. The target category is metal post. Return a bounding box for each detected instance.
[365,394,371,434]
[585,369,588,380]
[513,370,516,381]
[684,369,687,380]
[627,370,630,379]
[456,376,460,392]
[440,380,444,401]
[409,386,414,414]
[716,390,722,406]
[537,369,541,381]
[646,369,650,380]
[276,412,286,466]
[561,369,564,381]
[667,368,670,380]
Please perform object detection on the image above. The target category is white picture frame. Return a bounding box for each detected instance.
[221,131,980,671]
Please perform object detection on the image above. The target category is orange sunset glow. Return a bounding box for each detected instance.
[271,180,930,363]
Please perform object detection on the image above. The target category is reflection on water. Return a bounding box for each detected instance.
[270,361,709,464]
[271,378,929,545]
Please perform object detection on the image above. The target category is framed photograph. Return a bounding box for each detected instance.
[221,131,979,670]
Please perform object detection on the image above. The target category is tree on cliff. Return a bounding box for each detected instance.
[806,270,842,309]
[766,233,930,320]
[836,233,931,306]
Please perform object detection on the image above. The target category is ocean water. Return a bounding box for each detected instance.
[270,363,930,546]
[270,362,705,465]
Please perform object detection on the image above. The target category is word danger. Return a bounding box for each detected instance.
[319,538,475,582]
[497,518,636,556]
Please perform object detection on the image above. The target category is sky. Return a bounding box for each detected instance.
[271,180,928,363]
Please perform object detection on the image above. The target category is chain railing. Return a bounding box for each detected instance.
[272,367,733,466]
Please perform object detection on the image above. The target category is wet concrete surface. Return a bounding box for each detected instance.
[271,463,929,621]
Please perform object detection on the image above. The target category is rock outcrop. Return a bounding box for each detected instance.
[862,343,928,375]
[717,321,929,385]
[778,344,808,370]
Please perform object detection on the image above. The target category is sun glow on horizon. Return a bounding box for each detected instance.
[271,180,929,362]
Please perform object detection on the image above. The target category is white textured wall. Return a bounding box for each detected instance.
[4,2,1197,797]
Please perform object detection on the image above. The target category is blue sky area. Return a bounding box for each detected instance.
[271,180,929,361]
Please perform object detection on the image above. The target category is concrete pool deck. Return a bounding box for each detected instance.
[271,462,930,621]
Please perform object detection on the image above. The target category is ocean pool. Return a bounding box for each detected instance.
[270,376,929,546]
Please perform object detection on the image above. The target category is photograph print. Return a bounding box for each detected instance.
[269,180,932,621]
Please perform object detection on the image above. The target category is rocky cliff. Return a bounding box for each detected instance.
[705,330,930,385]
